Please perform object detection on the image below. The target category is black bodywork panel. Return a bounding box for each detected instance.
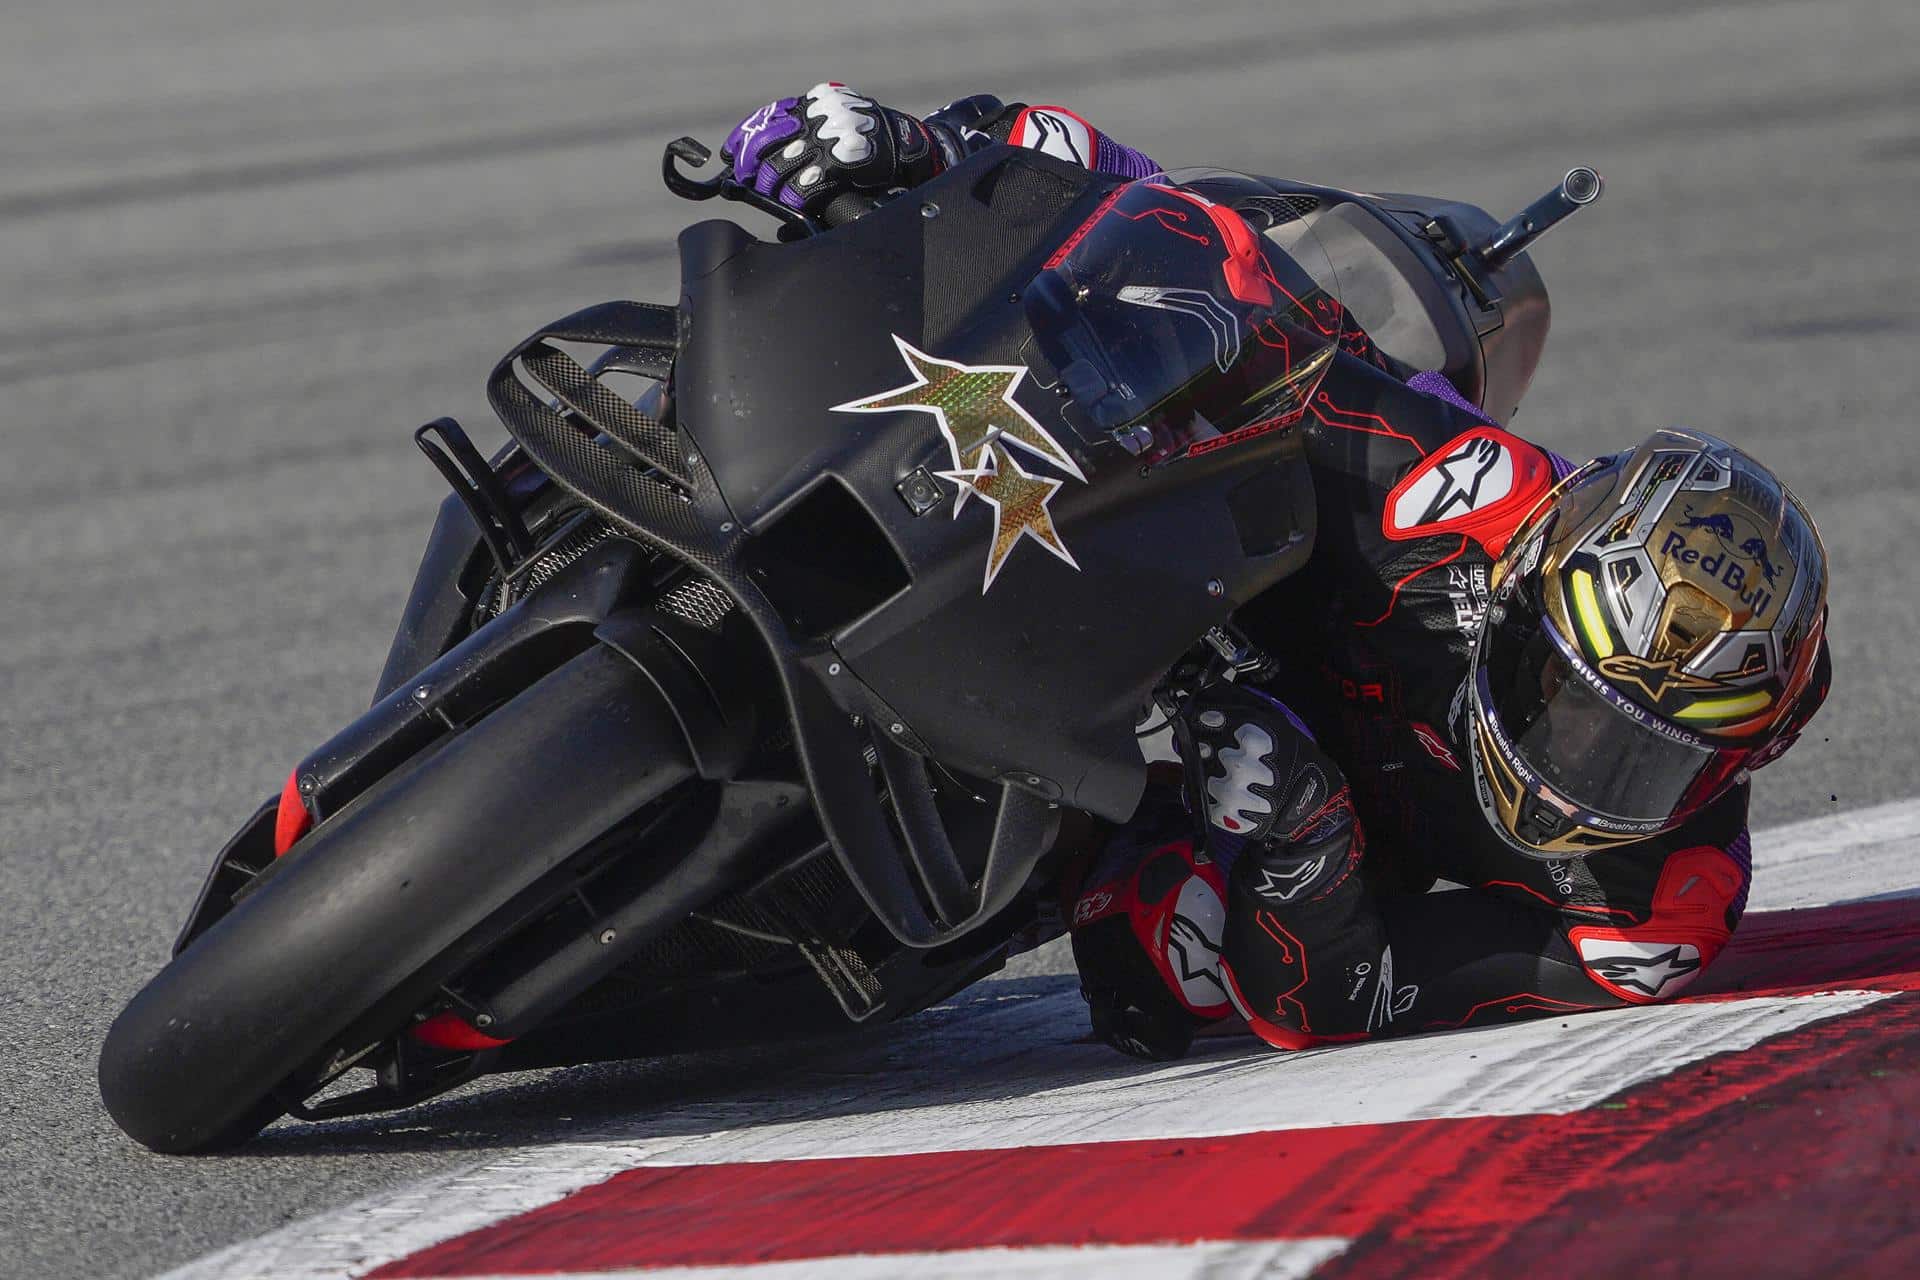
[490,146,1321,945]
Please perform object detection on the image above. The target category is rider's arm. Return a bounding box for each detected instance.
[932,96,1161,179]
[1216,728,1754,1047]
[722,85,1159,219]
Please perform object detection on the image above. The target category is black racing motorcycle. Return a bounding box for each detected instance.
[99,135,1599,1151]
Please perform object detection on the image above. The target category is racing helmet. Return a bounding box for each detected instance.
[1468,428,1829,857]
[1023,179,1342,467]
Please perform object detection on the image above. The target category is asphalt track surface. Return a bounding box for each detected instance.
[1,1,1915,1276]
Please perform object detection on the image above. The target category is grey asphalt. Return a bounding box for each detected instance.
[1,0,1915,1275]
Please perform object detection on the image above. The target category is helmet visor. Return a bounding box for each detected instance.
[1474,575,1748,829]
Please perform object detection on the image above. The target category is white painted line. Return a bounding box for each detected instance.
[425,1240,1351,1280]
[158,800,1920,1280]
[162,988,1889,1280]
[1747,795,1920,911]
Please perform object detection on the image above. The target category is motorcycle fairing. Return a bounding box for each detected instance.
[490,146,1318,945]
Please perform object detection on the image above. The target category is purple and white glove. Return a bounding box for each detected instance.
[721,83,951,217]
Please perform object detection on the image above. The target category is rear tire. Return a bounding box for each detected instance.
[99,645,693,1153]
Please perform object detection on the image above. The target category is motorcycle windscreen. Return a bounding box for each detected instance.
[1024,181,1339,468]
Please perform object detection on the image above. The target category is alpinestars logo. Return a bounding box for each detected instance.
[1166,876,1230,1013]
[1011,107,1094,167]
[1577,937,1703,998]
[833,336,1085,592]
[1166,914,1227,998]
[1390,434,1515,532]
[1597,652,1727,704]
[1253,856,1326,903]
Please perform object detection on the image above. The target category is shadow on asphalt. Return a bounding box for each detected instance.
[221,898,1920,1159]
[223,973,1181,1158]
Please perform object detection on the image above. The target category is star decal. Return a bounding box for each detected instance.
[833,335,1085,487]
[833,335,1087,593]
[937,441,1080,592]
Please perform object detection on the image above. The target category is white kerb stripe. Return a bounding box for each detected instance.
[415,1240,1352,1280]
[159,800,1920,1280]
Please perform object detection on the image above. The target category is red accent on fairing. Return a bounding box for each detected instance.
[273,768,312,857]
[1567,844,1748,1004]
[1352,536,1469,630]
[1041,186,1123,269]
[410,1011,512,1052]
[1381,426,1557,557]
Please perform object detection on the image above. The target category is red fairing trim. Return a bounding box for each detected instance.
[1042,186,1124,269]
[411,1011,512,1051]
[1381,426,1556,557]
[273,768,312,857]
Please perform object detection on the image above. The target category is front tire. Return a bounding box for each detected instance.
[99,645,693,1153]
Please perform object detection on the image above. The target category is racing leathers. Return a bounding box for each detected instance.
[1074,351,1758,1053]
[721,86,1766,1054]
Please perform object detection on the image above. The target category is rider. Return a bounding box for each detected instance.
[723,85,1834,1058]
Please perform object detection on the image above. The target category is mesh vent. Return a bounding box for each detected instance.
[1236,194,1321,227]
[657,576,734,632]
[475,514,622,623]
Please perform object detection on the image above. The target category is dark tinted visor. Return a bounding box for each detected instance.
[1477,576,1746,825]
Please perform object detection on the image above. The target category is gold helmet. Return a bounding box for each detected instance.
[1467,428,1829,858]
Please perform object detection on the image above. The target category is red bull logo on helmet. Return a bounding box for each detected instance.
[1660,503,1784,618]
[1659,530,1775,617]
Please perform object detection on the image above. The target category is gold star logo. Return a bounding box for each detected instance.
[936,441,1081,592]
[833,336,1085,593]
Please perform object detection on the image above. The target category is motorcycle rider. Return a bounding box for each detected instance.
[722,85,1833,1058]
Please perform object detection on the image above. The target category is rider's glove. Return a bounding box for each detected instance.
[721,83,954,218]
[1082,978,1200,1062]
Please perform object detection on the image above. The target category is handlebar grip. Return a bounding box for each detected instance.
[820,190,879,229]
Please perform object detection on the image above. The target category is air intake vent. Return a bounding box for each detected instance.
[1236,194,1321,228]
[741,478,911,639]
[657,576,735,632]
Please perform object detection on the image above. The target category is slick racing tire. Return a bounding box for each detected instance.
[98,644,694,1153]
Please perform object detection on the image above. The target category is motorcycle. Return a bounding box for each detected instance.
[99,132,1600,1152]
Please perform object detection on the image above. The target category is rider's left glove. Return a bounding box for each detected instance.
[722,83,955,219]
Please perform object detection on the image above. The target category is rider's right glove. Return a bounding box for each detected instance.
[721,83,956,219]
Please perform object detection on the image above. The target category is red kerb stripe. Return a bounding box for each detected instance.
[375,900,1920,1278]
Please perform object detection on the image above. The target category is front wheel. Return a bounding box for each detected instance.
[98,644,693,1153]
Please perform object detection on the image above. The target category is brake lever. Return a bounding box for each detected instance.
[662,136,821,241]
